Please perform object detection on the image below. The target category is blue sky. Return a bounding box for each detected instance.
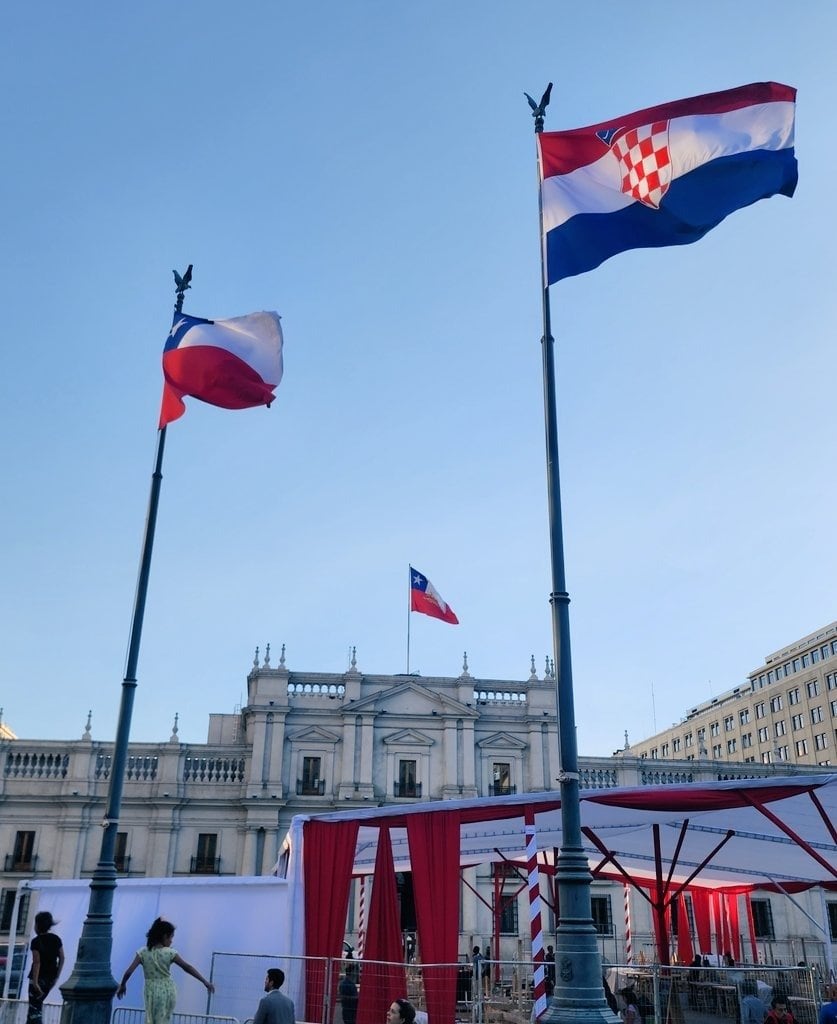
[1,2,834,758]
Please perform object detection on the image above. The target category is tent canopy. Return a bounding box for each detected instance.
[284,773,837,892]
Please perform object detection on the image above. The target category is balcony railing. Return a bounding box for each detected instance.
[488,783,516,797]
[296,779,326,796]
[4,854,38,872]
[189,856,221,875]
[393,782,422,798]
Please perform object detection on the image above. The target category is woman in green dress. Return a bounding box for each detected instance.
[116,918,215,1024]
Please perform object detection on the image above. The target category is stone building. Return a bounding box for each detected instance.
[1,646,835,970]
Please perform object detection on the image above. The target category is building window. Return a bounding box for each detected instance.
[811,706,824,724]
[767,671,775,684]
[672,738,681,752]
[490,762,515,797]
[751,899,775,939]
[395,760,420,798]
[492,864,519,934]
[791,714,804,731]
[726,739,737,754]
[741,733,752,749]
[761,752,771,764]
[0,889,30,933]
[591,895,614,935]
[661,743,670,757]
[815,734,828,751]
[831,700,837,717]
[776,745,789,760]
[724,716,734,732]
[755,704,766,720]
[5,831,36,873]
[827,673,837,692]
[739,709,750,725]
[828,902,837,941]
[114,832,130,874]
[770,696,784,713]
[758,727,769,743]
[713,744,722,759]
[684,733,693,748]
[774,721,787,737]
[792,658,801,673]
[788,688,800,706]
[191,833,219,874]
[710,722,720,736]
[807,680,820,698]
[795,739,809,757]
[298,756,324,796]
[649,748,658,759]
[812,650,820,664]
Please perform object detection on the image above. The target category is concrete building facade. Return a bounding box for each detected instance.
[2,646,835,972]
[625,622,837,768]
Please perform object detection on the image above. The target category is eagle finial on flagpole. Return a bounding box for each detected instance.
[172,264,193,314]
[525,83,553,133]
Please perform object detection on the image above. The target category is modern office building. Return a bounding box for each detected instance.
[625,622,837,768]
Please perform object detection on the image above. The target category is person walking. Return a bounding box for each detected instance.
[27,911,64,1024]
[254,967,295,1024]
[116,917,214,1024]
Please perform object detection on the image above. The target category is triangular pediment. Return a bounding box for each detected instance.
[382,728,434,748]
[476,731,528,752]
[345,679,477,718]
[286,725,341,745]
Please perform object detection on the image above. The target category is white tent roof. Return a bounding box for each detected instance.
[284,773,837,891]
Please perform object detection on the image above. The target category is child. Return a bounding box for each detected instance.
[116,917,214,1024]
[28,911,64,1024]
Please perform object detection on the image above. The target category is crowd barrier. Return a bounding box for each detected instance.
[1,960,828,1024]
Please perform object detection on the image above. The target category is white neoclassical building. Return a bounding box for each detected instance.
[1,646,835,973]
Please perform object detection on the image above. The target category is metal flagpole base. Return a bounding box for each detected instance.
[58,868,118,1024]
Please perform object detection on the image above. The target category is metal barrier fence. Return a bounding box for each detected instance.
[194,955,830,1024]
[209,952,320,1024]
[2,961,828,1024]
[0,1000,61,1024]
[112,1010,239,1024]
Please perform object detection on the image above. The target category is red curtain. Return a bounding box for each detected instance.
[303,820,360,1022]
[714,892,732,958]
[744,894,759,963]
[357,826,406,1024]
[727,894,741,962]
[406,810,461,1024]
[691,888,712,956]
[676,894,693,965]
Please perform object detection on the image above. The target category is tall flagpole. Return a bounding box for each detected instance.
[59,266,193,1024]
[527,86,615,1024]
[406,565,412,673]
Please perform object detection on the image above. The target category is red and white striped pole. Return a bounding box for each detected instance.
[624,884,633,966]
[357,875,366,958]
[525,809,547,1019]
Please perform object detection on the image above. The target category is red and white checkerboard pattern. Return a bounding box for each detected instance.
[612,119,672,209]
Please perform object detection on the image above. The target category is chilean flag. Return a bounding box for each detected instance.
[538,82,797,283]
[160,311,284,427]
[410,566,459,624]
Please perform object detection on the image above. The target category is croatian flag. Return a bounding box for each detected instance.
[159,311,284,427]
[410,566,459,624]
[538,82,797,283]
